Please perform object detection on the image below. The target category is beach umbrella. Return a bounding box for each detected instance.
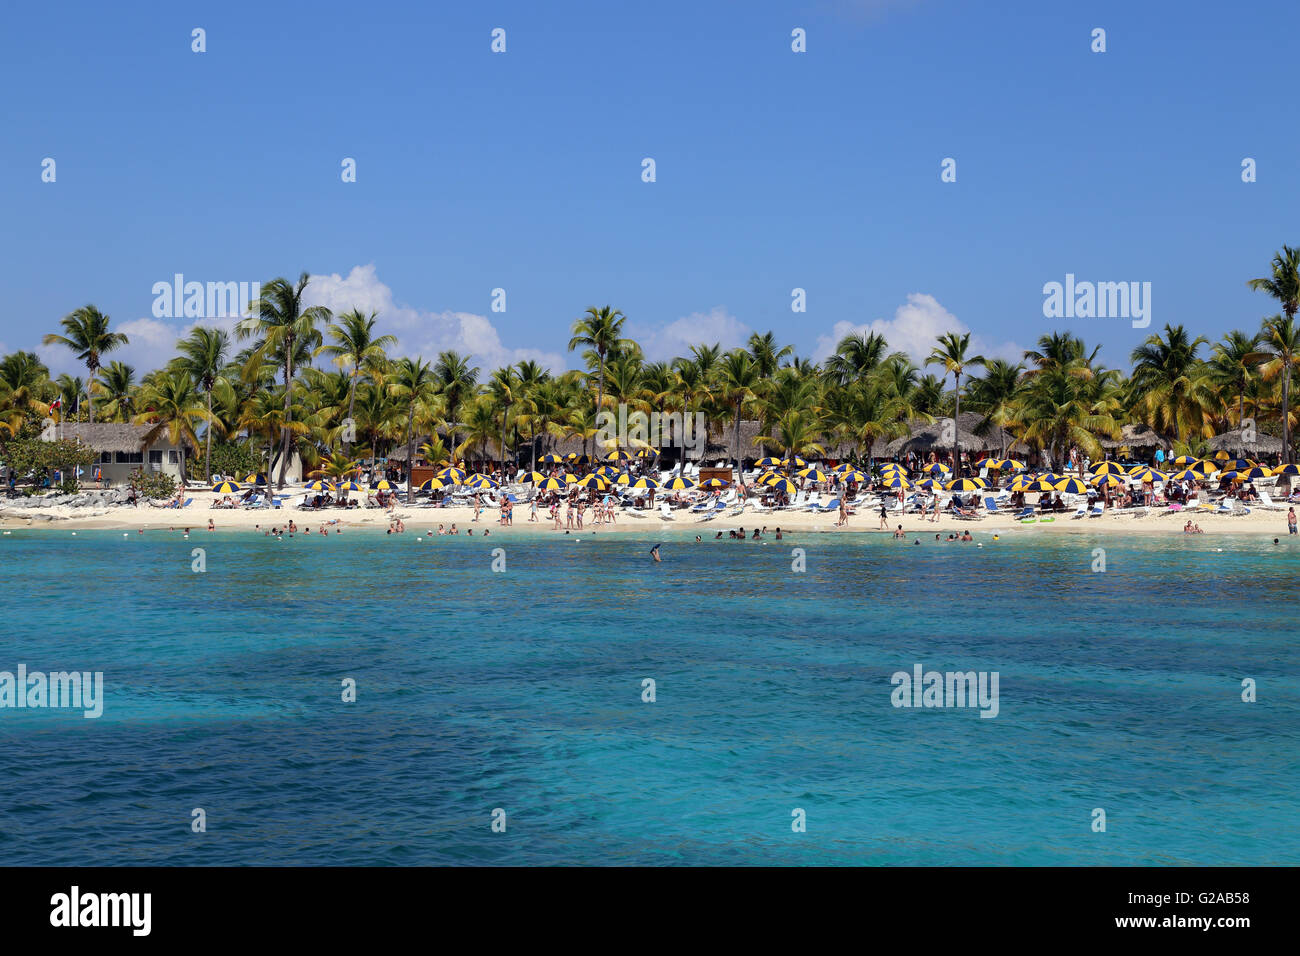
[1054,477,1090,495]
[534,476,566,492]
[629,476,660,490]
[211,480,241,493]
[303,480,330,491]
[1091,461,1127,476]
[467,474,499,489]
[662,476,697,491]
[566,453,591,466]
[879,463,908,475]
[923,462,952,475]
[562,472,578,484]
[915,478,938,490]
[945,477,981,491]
[973,459,996,471]
[244,473,268,485]
[334,480,361,492]
[1272,463,1300,476]
[1007,475,1035,492]
[371,479,394,490]
[1169,468,1205,482]
[1022,477,1057,493]
[797,467,828,482]
[613,472,632,486]
[781,454,807,468]
[1128,468,1161,482]
[1218,457,1251,471]
[1197,460,1221,474]
[436,466,466,483]
[524,471,547,482]
[831,462,854,473]
[755,456,782,469]
[417,477,445,492]
[538,453,564,464]
[1172,454,1201,466]
[997,459,1027,471]
[636,448,659,459]
[576,474,607,490]
[595,464,621,477]
[767,477,798,495]
[1216,470,1245,483]
[1212,450,1232,461]
[699,477,730,490]
[881,475,911,490]
[842,470,867,483]
[1238,466,1270,479]
[606,450,634,462]
[1091,474,1124,489]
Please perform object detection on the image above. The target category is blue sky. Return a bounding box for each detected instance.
[3,0,1298,379]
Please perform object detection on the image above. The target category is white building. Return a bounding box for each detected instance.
[41,422,191,486]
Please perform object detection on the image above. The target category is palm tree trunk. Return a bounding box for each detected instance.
[205,390,213,482]
[277,355,292,489]
[953,374,960,473]
[87,363,96,424]
[346,378,357,454]
[1284,365,1292,464]
[734,400,742,479]
[406,406,414,499]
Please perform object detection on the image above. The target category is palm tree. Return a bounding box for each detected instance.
[718,349,759,473]
[825,331,889,387]
[747,331,793,380]
[93,361,137,423]
[320,309,396,454]
[964,359,1023,454]
[133,370,208,482]
[238,273,331,488]
[1129,324,1214,445]
[568,305,627,425]
[389,357,439,499]
[0,351,53,437]
[1245,314,1300,462]
[925,331,985,468]
[1209,330,1262,428]
[487,367,520,474]
[172,326,230,481]
[433,350,479,461]
[1248,247,1300,461]
[42,305,128,424]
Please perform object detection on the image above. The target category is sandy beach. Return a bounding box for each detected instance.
[3,487,1294,537]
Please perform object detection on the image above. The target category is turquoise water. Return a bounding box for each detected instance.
[1,526,1297,865]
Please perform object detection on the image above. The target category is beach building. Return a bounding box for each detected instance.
[39,422,191,486]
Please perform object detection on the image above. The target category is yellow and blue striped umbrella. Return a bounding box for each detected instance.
[880,463,908,475]
[1217,457,1251,471]
[210,480,241,493]
[1022,477,1057,493]
[576,473,606,490]
[699,477,730,489]
[605,450,634,462]
[797,467,828,482]
[303,479,329,491]
[629,476,660,489]
[1172,454,1201,466]
[562,472,578,484]
[881,475,911,490]
[524,471,547,482]
[757,471,782,486]
[614,472,632,486]
[1091,461,1127,476]
[781,455,807,468]
[1091,474,1124,489]
[842,470,867,483]
[1217,470,1246,483]
[916,477,939,490]
[467,474,498,489]
[371,479,394,490]
[437,466,466,483]
[1272,463,1300,477]
[755,456,782,468]
[662,476,696,491]
[1008,475,1035,492]
[538,453,564,465]
[945,477,982,491]
[417,477,445,492]
[999,459,1027,471]
[767,477,797,495]
[1169,468,1205,482]
[923,462,951,475]
[1054,477,1089,495]
[636,448,659,459]
[535,476,566,492]
[1239,466,1270,479]
[243,473,268,485]
[334,480,362,492]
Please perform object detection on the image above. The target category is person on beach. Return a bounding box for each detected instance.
[529,498,538,522]
[879,501,888,530]
[837,498,849,527]
[1289,507,1297,536]
[207,518,214,531]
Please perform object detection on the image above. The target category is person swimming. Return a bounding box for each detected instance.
[650,543,661,562]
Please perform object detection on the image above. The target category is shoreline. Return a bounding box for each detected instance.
[2,489,1295,537]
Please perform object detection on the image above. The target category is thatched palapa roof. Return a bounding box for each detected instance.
[1100,423,1171,451]
[1207,427,1284,455]
[46,423,193,453]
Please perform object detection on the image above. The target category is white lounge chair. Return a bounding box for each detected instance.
[659,502,675,520]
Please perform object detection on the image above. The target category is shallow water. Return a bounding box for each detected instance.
[0,527,1296,865]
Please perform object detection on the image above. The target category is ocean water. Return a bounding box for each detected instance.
[0,524,1297,866]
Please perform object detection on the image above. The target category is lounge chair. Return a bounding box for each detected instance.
[1088,504,1104,518]
[1257,491,1286,511]
[1012,506,1035,521]
[658,502,675,520]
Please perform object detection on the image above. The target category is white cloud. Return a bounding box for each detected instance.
[305,264,566,373]
[632,306,752,361]
[814,293,1023,370]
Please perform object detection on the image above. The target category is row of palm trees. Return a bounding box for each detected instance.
[3,249,1298,494]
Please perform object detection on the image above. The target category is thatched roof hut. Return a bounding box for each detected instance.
[880,417,986,457]
[43,422,194,452]
[1207,427,1285,455]
[1100,423,1170,451]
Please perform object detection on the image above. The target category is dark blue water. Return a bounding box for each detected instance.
[0,527,1296,864]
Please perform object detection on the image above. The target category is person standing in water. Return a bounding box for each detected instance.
[650,544,661,562]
